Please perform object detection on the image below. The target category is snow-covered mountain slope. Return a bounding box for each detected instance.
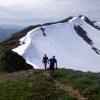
[94,21,100,27]
[12,16,100,72]
[94,21,100,30]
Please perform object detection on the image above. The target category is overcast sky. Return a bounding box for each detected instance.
[0,0,100,26]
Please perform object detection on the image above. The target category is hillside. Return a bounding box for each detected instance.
[12,15,100,72]
[0,69,78,100]
[0,25,41,72]
[1,68,100,100]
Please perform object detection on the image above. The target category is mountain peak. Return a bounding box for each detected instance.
[69,16,83,26]
[79,15,96,28]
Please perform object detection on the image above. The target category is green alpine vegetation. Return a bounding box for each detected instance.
[54,68,100,100]
[1,68,100,100]
[0,69,76,100]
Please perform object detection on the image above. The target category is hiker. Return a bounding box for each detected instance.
[42,54,48,71]
[48,56,57,78]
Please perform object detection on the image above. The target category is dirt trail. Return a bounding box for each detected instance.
[43,71,87,100]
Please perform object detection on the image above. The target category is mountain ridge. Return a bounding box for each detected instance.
[12,15,100,72]
[0,15,98,49]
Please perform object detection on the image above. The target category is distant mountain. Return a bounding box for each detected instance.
[0,28,19,42]
[0,24,24,29]
[11,15,100,72]
[0,25,24,42]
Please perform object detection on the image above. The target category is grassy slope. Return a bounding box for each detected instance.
[54,69,100,100]
[0,69,76,100]
[0,68,100,100]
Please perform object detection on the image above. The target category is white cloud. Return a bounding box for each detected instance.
[0,0,100,26]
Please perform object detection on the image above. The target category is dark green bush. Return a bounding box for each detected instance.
[1,50,33,72]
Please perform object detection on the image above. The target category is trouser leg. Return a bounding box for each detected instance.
[44,63,47,71]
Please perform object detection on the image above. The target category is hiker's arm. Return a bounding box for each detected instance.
[48,59,50,64]
[42,58,44,63]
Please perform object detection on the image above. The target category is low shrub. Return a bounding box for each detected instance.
[1,50,33,72]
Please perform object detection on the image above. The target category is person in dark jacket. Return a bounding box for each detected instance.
[48,56,57,77]
[42,54,48,71]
